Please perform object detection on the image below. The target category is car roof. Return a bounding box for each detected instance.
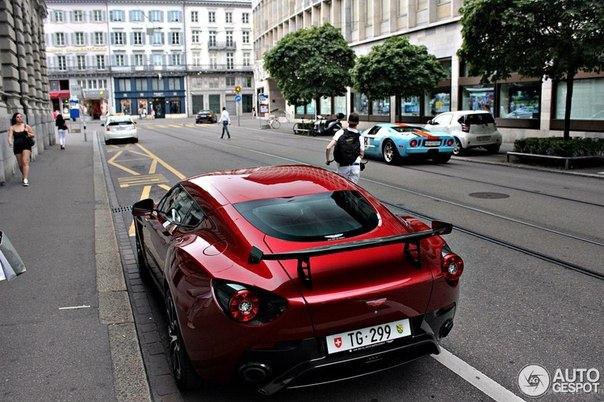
[451,110,493,115]
[106,115,134,121]
[188,165,356,205]
[198,110,213,113]
[369,123,424,129]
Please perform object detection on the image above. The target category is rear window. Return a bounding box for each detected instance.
[391,126,423,133]
[460,113,495,125]
[234,191,379,241]
[108,120,134,126]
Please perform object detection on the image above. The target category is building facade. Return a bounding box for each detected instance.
[0,0,54,184]
[252,0,603,139]
[44,0,253,119]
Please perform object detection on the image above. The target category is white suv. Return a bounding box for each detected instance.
[425,111,502,155]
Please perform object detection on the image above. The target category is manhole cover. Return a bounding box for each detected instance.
[469,192,510,199]
[111,205,133,213]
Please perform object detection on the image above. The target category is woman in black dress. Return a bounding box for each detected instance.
[7,112,35,186]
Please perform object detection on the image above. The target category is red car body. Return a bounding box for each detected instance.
[132,165,463,395]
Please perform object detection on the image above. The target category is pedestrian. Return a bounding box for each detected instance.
[325,113,364,184]
[7,112,35,186]
[219,107,231,139]
[55,113,68,150]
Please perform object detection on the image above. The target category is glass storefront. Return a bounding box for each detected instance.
[295,105,305,115]
[334,96,347,115]
[120,99,132,115]
[499,82,540,119]
[372,98,390,116]
[555,78,604,120]
[137,99,149,117]
[320,96,331,115]
[425,90,451,116]
[461,86,494,114]
[401,96,420,116]
[306,100,315,115]
[353,93,369,114]
[168,98,181,114]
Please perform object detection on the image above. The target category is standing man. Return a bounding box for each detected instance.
[219,107,231,139]
[325,113,364,183]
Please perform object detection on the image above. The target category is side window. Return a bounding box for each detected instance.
[433,113,452,126]
[182,203,206,227]
[158,185,205,227]
[367,125,381,135]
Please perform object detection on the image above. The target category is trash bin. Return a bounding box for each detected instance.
[0,231,27,281]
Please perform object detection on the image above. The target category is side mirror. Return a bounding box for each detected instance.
[132,198,155,216]
[431,220,452,235]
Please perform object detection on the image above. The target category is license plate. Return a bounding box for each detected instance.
[325,319,411,354]
[477,136,491,141]
[424,140,441,147]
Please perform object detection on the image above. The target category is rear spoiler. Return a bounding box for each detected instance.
[249,220,452,287]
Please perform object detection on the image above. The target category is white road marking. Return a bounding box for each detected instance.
[58,305,91,310]
[432,348,525,402]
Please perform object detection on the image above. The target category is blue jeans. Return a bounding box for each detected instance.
[221,122,230,138]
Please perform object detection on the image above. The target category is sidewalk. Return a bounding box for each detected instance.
[0,133,148,400]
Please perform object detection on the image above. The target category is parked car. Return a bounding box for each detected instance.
[196,110,217,124]
[424,111,502,155]
[361,123,455,164]
[102,115,138,144]
[132,165,464,395]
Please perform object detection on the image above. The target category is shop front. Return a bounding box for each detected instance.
[113,77,186,118]
[49,89,70,114]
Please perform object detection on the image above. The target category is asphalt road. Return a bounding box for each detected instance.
[101,117,603,401]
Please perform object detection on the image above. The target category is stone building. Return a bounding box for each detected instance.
[0,0,53,185]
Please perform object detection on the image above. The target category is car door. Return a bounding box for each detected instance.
[430,113,453,132]
[362,125,382,156]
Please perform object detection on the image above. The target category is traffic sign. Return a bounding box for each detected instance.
[258,93,268,101]
[234,95,241,102]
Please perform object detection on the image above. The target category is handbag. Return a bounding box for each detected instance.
[27,136,35,147]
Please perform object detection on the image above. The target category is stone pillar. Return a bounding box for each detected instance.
[321,1,330,25]
[540,79,552,134]
[451,52,460,111]
[428,0,438,23]
[330,0,342,30]
[407,0,417,28]
[372,0,382,37]
[357,0,366,41]
[389,0,399,33]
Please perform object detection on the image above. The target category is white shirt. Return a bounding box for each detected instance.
[329,127,365,165]
[219,110,230,124]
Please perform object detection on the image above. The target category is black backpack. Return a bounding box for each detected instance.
[334,129,361,166]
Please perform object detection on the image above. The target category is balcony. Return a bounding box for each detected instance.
[48,67,111,79]
[187,64,254,74]
[208,41,237,51]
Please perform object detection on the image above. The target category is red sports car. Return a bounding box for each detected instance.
[132,165,464,395]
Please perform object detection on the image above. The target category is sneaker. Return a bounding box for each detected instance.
[22,178,29,187]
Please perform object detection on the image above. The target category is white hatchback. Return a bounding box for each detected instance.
[424,111,502,155]
[103,116,138,144]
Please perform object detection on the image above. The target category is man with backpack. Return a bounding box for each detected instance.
[325,113,364,183]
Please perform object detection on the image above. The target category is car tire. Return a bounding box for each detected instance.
[132,137,139,143]
[485,144,500,154]
[134,223,151,284]
[166,290,200,390]
[433,154,452,164]
[382,140,400,164]
[453,138,464,156]
[104,139,110,145]
[293,123,301,135]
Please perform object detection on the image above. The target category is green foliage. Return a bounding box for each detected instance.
[458,0,604,82]
[514,137,604,157]
[351,36,446,100]
[263,24,356,107]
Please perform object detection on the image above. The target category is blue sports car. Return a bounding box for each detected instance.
[361,123,455,164]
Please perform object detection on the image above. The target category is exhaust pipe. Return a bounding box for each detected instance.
[239,362,271,383]
[440,319,454,338]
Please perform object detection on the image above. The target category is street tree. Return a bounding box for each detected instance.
[458,0,604,140]
[351,36,445,109]
[263,24,355,114]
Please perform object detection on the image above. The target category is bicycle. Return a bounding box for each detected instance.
[266,114,281,129]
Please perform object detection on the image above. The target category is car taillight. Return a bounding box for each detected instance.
[409,139,418,147]
[446,139,454,146]
[441,252,464,283]
[213,280,287,324]
[461,123,470,133]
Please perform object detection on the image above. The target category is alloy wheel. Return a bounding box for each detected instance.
[383,141,396,164]
[166,293,184,381]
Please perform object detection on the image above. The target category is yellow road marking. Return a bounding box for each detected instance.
[118,174,168,188]
[158,184,171,191]
[134,143,186,180]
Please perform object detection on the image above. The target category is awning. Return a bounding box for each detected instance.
[49,90,70,99]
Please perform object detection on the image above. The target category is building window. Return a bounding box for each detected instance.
[130,10,143,22]
[499,82,540,119]
[77,80,85,90]
[353,93,369,114]
[335,96,347,115]
[400,96,420,116]
[372,99,390,116]
[109,10,125,22]
[94,32,105,45]
[192,30,200,43]
[209,31,217,46]
[100,79,107,89]
[425,90,451,116]
[53,11,64,23]
[192,52,201,66]
[96,55,106,69]
[170,32,181,45]
[88,79,98,89]
[170,53,181,66]
[134,78,148,91]
[461,85,494,115]
[245,77,252,87]
[226,53,234,70]
[225,12,232,23]
[226,31,234,47]
[226,77,235,86]
[168,11,182,22]
[114,54,125,66]
[168,78,181,90]
[321,97,332,115]
[149,10,162,22]
[111,32,125,45]
[210,55,217,69]
[57,55,67,70]
[73,10,84,22]
[242,12,249,24]
[209,11,216,23]
[152,53,163,66]
[54,33,66,46]
[556,78,604,120]
[92,10,103,22]
[191,11,199,22]
[243,52,250,66]
[133,53,144,66]
[74,32,85,46]
[132,31,144,45]
[242,31,250,44]
[152,31,164,45]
